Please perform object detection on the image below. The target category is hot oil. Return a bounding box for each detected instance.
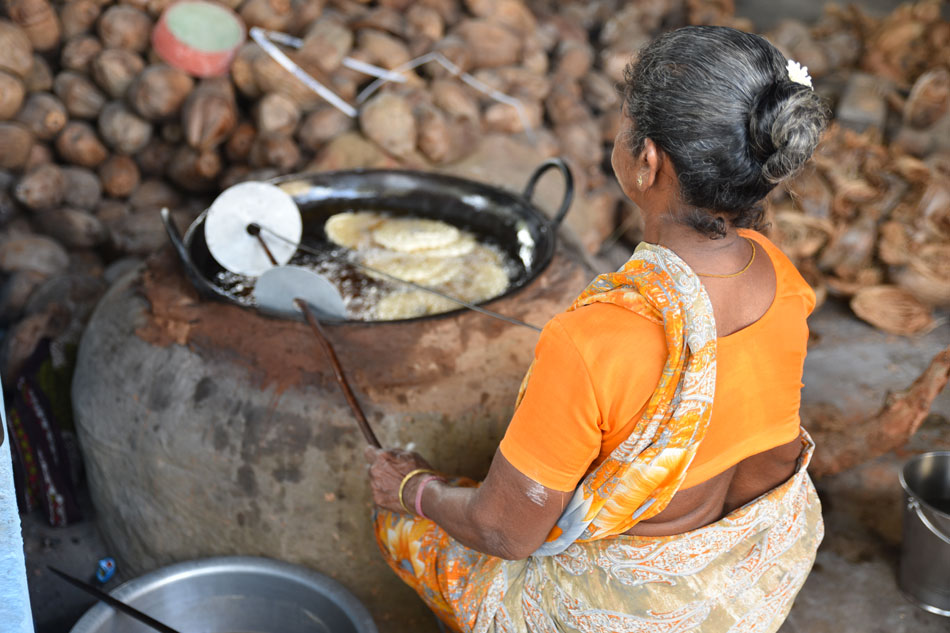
[212,209,517,321]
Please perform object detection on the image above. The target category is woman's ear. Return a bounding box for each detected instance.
[639,139,662,190]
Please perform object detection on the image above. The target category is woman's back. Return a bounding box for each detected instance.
[499,230,816,535]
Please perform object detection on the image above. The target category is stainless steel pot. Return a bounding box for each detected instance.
[899,451,950,616]
[70,556,377,633]
[161,159,573,322]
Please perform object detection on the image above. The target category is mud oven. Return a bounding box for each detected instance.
[72,162,593,632]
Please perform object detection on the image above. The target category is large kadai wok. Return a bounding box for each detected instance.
[164,159,574,322]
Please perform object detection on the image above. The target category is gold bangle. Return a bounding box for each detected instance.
[398,468,437,515]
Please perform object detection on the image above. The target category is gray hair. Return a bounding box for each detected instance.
[622,26,829,238]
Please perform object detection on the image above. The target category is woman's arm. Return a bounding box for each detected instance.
[366,446,572,560]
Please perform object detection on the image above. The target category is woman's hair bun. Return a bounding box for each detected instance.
[749,81,829,184]
[620,26,831,238]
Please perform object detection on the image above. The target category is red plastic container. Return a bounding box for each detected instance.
[152,0,246,78]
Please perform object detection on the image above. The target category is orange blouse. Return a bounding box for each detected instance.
[498,230,816,492]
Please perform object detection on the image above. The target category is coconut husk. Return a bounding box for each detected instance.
[894,243,950,307]
[809,344,950,478]
[904,67,950,129]
[918,178,950,239]
[826,267,884,297]
[878,220,912,266]
[818,213,878,279]
[850,285,935,336]
[773,210,835,261]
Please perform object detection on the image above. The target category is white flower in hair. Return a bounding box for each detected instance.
[786,59,813,89]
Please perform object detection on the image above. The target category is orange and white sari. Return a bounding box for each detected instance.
[375,242,823,633]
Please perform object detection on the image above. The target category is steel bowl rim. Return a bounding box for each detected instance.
[70,555,378,633]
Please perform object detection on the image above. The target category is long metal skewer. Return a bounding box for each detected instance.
[251,223,543,333]
[49,567,183,633]
[246,223,279,266]
[295,298,382,448]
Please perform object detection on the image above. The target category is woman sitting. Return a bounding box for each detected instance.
[366,25,829,633]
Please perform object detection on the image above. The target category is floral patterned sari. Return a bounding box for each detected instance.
[375,242,823,632]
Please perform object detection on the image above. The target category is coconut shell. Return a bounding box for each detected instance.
[54,71,106,119]
[229,42,264,99]
[248,132,300,170]
[134,137,174,176]
[98,5,152,52]
[356,28,411,71]
[23,143,52,171]
[0,123,34,170]
[0,20,34,79]
[0,71,25,120]
[91,48,145,98]
[544,81,589,126]
[60,0,101,38]
[35,207,107,248]
[4,0,61,52]
[297,107,354,152]
[360,92,416,159]
[55,121,108,167]
[61,166,102,210]
[20,54,49,93]
[224,121,256,162]
[254,92,300,136]
[166,145,221,192]
[455,19,521,69]
[61,34,102,71]
[483,100,542,134]
[129,178,180,210]
[406,4,444,42]
[127,64,194,120]
[14,93,66,141]
[297,14,353,73]
[239,0,293,31]
[182,77,238,151]
[431,80,480,123]
[13,163,64,210]
[581,71,619,113]
[98,155,140,198]
[851,285,935,336]
[99,101,153,155]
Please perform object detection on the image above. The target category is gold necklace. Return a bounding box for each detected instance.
[695,238,756,278]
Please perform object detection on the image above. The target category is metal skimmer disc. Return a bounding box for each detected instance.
[205,181,302,276]
[253,265,348,320]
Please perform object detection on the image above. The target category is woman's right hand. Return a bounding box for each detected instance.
[365,446,435,514]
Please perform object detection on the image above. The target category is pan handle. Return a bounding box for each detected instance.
[523,158,574,227]
[160,208,227,301]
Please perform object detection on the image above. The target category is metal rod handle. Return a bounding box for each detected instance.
[247,223,279,266]
[49,567,182,633]
[909,498,950,546]
[295,299,382,448]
